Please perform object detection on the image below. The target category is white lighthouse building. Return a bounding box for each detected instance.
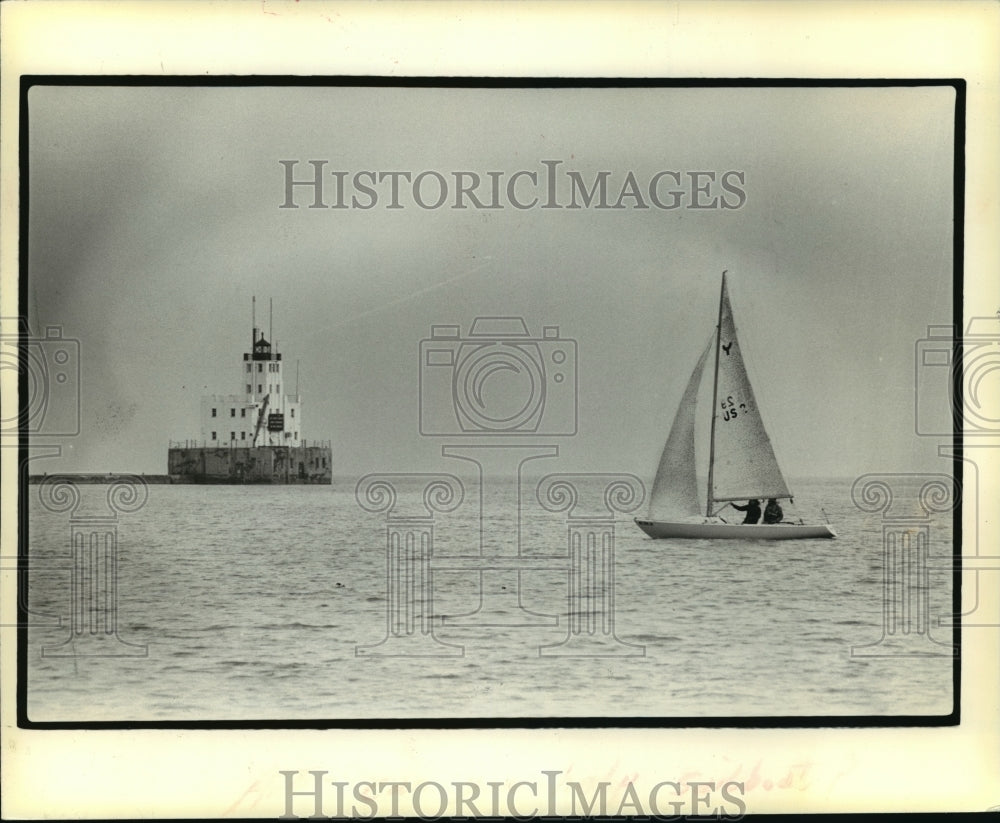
[200,321,302,448]
[169,298,331,484]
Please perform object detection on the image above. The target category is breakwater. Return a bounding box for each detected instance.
[27,473,176,484]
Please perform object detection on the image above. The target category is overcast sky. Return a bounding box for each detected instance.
[26,83,955,481]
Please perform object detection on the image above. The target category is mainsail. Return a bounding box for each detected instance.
[709,279,791,505]
[647,338,713,520]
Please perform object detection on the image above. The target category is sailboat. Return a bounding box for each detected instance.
[634,273,836,540]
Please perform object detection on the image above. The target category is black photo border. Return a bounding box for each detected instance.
[17,74,965,731]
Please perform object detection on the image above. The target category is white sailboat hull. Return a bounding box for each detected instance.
[634,518,836,540]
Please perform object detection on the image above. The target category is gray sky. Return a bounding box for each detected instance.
[26,84,955,480]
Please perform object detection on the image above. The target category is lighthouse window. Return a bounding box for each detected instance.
[276,384,280,394]
[257,364,263,373]
[246,364,251,373]
[230,431,235,440]
[211,431,217,440]
[211,408,217,417]
[257,384,262,393]
[290,408,295,418]
[241,408,246,418]
[246,384,252,394]
[230,408,236,417]
[241,432,246,440]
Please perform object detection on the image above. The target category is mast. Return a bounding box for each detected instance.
[705,271,726,516]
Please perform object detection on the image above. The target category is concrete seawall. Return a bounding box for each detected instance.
[167,445,332,484]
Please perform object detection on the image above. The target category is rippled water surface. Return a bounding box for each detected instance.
[25,476,954,722]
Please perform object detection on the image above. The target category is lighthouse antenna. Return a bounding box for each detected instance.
[252,295,257,343]
[269,298,273,348]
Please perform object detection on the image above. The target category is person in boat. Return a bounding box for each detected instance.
[730,499,761,524]
[763,498,784,524]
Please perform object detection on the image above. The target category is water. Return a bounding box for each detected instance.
[25,477,954,721]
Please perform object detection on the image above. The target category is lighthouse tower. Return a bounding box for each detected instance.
[198,298,302,448]
[170,297,330,483]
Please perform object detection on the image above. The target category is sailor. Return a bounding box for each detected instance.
[731,499,761,524]
[763,498,784,524]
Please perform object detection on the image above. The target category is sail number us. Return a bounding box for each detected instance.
[720,395,750,422]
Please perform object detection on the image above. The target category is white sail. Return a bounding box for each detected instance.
[635,274,835,540]
[710,280,791,503]
[648,339,713,519]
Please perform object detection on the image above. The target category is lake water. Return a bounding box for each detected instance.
[24,475,955,722]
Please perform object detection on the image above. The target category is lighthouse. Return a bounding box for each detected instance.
[199,299,302,448]
[169,299,331,483]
